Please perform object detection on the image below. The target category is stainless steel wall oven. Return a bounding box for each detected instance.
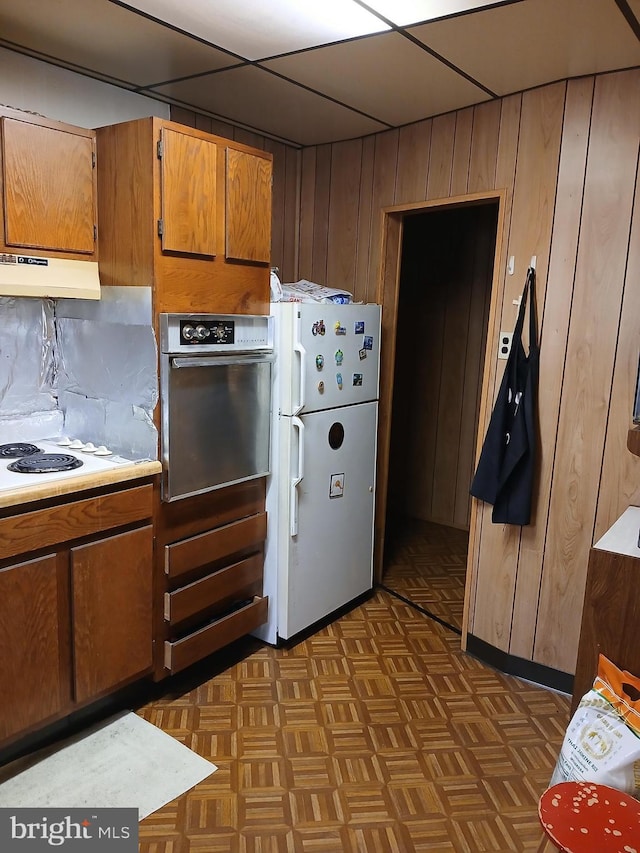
[159,313,274,502]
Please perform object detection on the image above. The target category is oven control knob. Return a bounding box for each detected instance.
[195,324,210,341]
[182,324,196,341]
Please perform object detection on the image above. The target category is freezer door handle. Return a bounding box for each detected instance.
[293,312,306,414]
[290,416,305,536]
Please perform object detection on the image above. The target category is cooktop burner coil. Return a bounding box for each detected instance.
[7,453,84,474]
[0,443,42,459]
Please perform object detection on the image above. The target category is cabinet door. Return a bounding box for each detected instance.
[2,117,96,255]
[571,548,640,714]
[0,554,68,741]
[71,525,153,703]
[160,127,217,256]
[225,147,272,263]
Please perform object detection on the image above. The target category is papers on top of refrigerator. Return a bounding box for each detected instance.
[272,278,353,304]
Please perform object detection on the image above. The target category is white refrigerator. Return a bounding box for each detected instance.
[256,301,382,644]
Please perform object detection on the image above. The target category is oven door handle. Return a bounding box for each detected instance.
[170,354,274,368]
[290,416,305,537]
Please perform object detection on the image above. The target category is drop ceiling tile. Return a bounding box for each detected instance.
[0,0,241,87]
[263,32,491,126]
[120,0,390,60]
[363,0,515,27]
[149,66,389,145]
[409,0,640,95]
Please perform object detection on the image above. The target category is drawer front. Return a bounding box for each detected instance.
[0,484,153,561]
[165,512,266,579]
[164,596,268,674]
[165,552,263,625]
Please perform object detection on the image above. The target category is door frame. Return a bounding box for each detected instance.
[373,190,507,648]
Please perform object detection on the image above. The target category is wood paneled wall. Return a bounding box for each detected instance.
[169,107,300,285]
[173,70,640,676]
[293,69,640,677]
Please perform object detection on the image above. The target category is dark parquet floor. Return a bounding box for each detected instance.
[382,516,469,633]
[138,517,570,852]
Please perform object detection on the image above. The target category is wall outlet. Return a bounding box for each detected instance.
[498,331,513,360]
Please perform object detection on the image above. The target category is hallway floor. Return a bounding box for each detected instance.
[137,520,569,852]
[382,517,469,633]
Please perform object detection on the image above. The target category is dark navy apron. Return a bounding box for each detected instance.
[470,267,539,525]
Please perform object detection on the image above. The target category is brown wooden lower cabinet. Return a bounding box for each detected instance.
[0,480,155,748]
[164,552,263,624]
[164,512,266,580]
[160,513,268,676]
[164,596,268,673]
[0,553,69,742]
[72,526,153,703]
[155,481,269,678]
[571,507,640,714]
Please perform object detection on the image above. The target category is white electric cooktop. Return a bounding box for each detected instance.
[0,438,140,494]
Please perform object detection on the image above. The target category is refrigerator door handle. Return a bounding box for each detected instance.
[293,312,306,415]
[290,416,305,536]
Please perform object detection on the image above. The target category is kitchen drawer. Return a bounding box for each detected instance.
[0,484,153,562]
[163,595,268,674]
[164,511,266,579]
[164,552,262,625]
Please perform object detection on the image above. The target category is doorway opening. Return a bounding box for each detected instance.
[378,200,500,636]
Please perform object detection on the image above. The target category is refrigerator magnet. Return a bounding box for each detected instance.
[354,321,365,334]
[334,322,347,335]
[312,320,326,336]
[336,372,343,389]
[352,373,363,386]
[335,349,344,365]
[316,354,324,370]
[330,473,345,498]
[363,335,373,350]
[359,348,367,360]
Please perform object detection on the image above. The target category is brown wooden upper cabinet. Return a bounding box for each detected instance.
[96,117,272,315]
[226,147,272,264]
[159,126,217,257]
[0,107,97,259]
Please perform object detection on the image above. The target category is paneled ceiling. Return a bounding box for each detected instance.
[1,0,639,147]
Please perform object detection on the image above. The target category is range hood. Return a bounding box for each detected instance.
[0,253,100,299]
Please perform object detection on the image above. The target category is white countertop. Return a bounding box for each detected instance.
[0,441,162,508]
[593,505,640,558]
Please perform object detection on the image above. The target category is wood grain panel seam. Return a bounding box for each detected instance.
[469,102,499,191]
[354,136,376,302]
[512,77,594,661]
[508,82,571,653]
[312,144,332,285]
[591,140,640,539]
[467,93,522,642]
[484,83,565,652]
[454,110,472,196]
[533,70,640,670]
[290,146,302,281]
[297,146,317,280]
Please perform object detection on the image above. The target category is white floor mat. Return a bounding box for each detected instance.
[0,711,217,819]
